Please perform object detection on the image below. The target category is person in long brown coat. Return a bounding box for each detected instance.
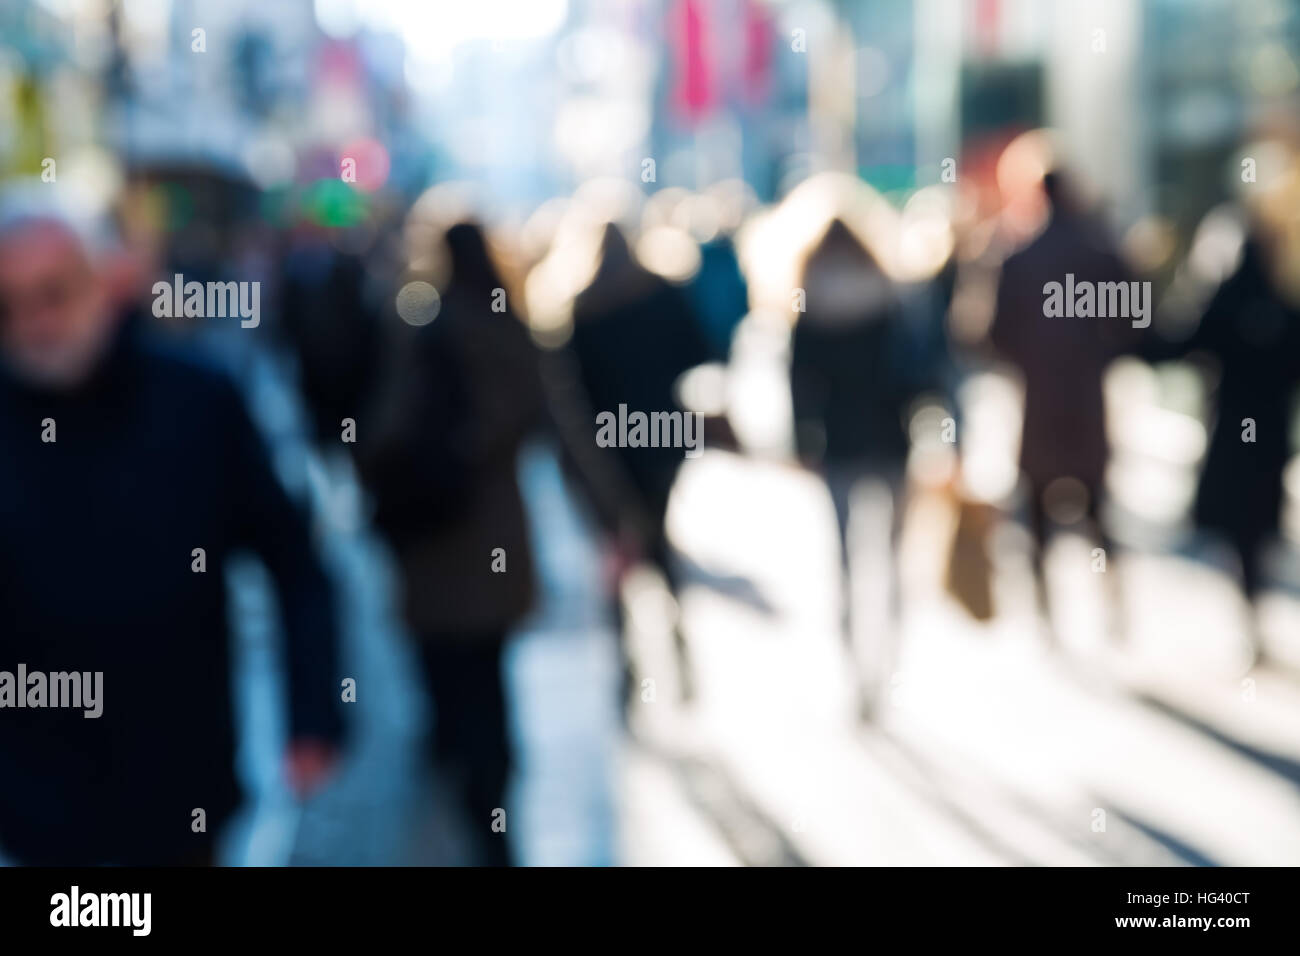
[988,172,1135,634]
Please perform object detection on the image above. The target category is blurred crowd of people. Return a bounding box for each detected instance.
[3,119,1300,866]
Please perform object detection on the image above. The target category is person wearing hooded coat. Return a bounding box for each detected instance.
[790,217,935,718]
[359,221,543,866]
[1144,214,1300,659]
[566,223,713,704]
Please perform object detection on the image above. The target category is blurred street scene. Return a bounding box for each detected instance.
[2,0,1300,867]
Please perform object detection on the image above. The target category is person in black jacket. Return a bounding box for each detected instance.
[790,218,936,719]
[359,220,545,867]
[0,201,344,865]
[278,230,385,451]
[567,222,712,704]
[1145,211,1300,661]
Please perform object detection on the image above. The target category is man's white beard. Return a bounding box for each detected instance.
[4,319,116,390]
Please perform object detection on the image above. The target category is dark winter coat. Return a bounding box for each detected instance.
[1152,237,1300,547]
[369,291,545,638]
[990,211,1136,489]
[569,267,712,525]
[0,319,343,864]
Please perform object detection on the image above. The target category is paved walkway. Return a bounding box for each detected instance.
[218,346,1300,866]
[620,451,1300,866]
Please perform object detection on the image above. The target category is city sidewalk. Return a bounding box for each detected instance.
[621,451,1300,866]
[222,353,1300,866]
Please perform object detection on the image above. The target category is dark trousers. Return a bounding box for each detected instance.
[1027,479,1109,556]
[1230,531,1266,600]
[1027,478,1121,639]
[416,635,514,866]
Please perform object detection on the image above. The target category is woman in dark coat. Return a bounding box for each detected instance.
[362,221,544,866]
[567,223,712,703]
[790,217,937,718]
[1149,223,1300,657]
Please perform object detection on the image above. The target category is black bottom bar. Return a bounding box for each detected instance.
[0,865,1289,942]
